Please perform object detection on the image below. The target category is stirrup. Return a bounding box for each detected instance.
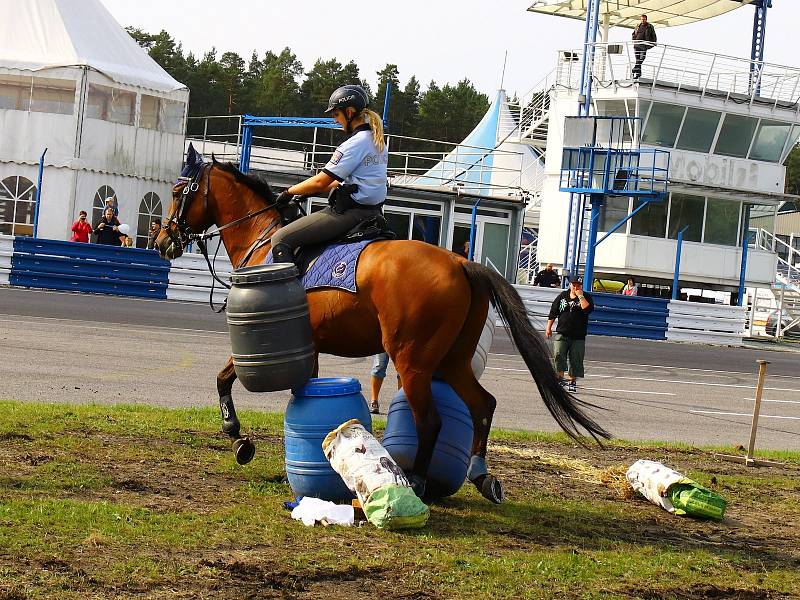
[272,243,294,264]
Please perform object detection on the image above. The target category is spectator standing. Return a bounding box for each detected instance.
[94,207,122,246]
[545,275,594,393]
[534,263,560,288]
[146,218,162,250]
[70,210,92,243]
[621,277,638,296]
[631,14,657,79]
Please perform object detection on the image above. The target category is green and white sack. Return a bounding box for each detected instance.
[626,459,726,520]
[322,419,429,529]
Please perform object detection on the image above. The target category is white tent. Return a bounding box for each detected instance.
[0,0,185,92]
[0,0,188,244]
[527,0,754,28]
[413,90,544,199]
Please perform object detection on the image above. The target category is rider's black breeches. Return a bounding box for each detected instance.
[270,205,381,251]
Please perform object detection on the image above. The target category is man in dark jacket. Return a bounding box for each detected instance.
[94,207,122,246]
[533,263,560,287]
[545,275,594,392]
[632,14,657,79]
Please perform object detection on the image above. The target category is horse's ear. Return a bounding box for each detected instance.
[186,143,197,164]
[211,153,219,165]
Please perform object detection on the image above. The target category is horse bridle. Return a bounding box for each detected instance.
[165,161,304,309]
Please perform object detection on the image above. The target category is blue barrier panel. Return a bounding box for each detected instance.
[10,237,169,299]
[588,292,668,340]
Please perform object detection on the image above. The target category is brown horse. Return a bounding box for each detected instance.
[155,151,609,502]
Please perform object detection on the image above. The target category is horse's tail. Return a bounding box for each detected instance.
[461,261,611,444]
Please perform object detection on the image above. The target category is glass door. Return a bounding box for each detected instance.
[481,222,510,275]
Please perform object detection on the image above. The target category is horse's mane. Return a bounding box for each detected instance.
[213,159,276,202]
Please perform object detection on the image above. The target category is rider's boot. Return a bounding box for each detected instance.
[272,243,294,265]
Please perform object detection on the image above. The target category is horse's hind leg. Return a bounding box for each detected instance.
[217,356,255,465]
[440,368,503,504]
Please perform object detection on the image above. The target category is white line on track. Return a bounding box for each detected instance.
[741,398,800,405]
[579,387,675,396]
[488,353,800,381]
[0,315,226,338]
[690,410,800,421]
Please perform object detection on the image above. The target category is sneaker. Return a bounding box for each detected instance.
[369,401,379,414]
[567,380,577,393]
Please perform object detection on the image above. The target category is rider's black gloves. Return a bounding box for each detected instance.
[275,190,293,206]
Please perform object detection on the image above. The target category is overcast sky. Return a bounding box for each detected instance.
[103,0,799,99]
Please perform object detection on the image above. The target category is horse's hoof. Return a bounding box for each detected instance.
[232,437,255,465]
[409,475,427,498]
[480,475,504,504]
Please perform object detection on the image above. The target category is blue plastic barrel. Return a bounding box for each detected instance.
[284,377,372,501]
[381,380,473,498]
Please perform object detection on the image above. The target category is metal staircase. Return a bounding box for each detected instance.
[753,229,800,340]
[505,71,554,151]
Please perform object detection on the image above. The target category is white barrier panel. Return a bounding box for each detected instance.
[0,234,13,286]
[167,253,231,304]
[513,285,560,329]
[666,300,746,345]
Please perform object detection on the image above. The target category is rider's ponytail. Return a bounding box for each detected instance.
[361,109,385,152]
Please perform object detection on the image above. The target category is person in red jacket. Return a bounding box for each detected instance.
[70,210,92,243]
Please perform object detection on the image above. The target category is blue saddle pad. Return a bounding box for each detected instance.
[264,240,375,293]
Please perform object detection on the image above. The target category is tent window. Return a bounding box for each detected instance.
[714,114,758,158]
[140,94,159,129]
[86,84,135,125]
[136,192,162,248]
[749,120,792,162]
[0,176,36,236]
[160,99,185,134]
[92,186,118,224]
[0,75,75,115]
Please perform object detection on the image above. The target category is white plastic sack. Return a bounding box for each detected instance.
[626,459,685,514]
[290,496,354,527]
[322,419,411,504]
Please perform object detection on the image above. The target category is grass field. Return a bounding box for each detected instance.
[1,401,798,599]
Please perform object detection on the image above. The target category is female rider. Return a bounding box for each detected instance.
[270,85,388,263]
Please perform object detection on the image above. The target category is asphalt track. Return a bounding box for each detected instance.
[0,286,798,451]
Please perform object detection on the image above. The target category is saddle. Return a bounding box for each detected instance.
[277,201,395,278]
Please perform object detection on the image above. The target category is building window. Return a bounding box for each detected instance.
[93,186,118,224]
[749,120,792,162]
[385,211,411,239]
[630,198,668,238]
[642,102,685,147]
[676,108,721,153]
[412,215,441,245]
[714,114,758,158]
[598,196,631,233]
[704,199,741,246]
[668,193,704,242]
[136,192,162,248]
[86,84,135,125]
[0,176,36,236]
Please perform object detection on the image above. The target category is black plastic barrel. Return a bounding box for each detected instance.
[382,379,474,498]
[285,377,372,501]
[226,264,315,392]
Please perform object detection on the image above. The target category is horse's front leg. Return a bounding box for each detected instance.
[217,356,255,465]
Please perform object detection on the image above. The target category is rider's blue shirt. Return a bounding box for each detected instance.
[322,125,388,206]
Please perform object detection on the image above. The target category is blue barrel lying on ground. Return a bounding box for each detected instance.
[382,379,473,498]
[285,377,372,501]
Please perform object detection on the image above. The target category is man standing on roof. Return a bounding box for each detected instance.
[632,14,657,79]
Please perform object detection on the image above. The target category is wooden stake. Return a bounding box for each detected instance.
[746,360,769,465]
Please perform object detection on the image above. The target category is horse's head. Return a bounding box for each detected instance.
[156,144,215,260]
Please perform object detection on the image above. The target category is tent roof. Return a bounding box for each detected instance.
[527,0,754,28]
[0,0,186,93]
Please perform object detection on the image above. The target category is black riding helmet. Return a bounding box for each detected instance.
[324,84,369,115]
